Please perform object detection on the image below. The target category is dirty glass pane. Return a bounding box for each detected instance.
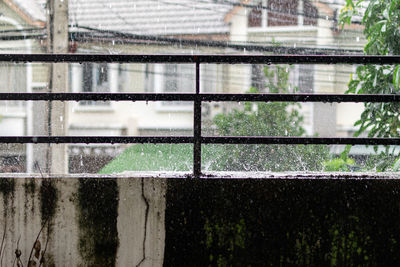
[5,0,400,266]
[0,0,395,176]
[0,0,380,175]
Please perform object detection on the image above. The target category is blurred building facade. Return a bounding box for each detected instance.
[0,0,365,173]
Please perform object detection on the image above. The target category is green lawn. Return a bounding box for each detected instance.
[99,144,223,174]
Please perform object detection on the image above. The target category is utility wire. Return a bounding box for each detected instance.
[0,26,363,54]
[72,25,363,55]
[0,27,45,34]
[74,33,365,51]
[0,34,46,41]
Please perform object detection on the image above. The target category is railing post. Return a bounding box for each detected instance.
[193,61,202,178]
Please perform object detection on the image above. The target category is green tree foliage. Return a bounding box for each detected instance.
[212,65,329,172]
[340,0,400,139]
[340,0,400,169]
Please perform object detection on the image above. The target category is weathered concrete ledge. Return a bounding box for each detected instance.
[1,171,400,179]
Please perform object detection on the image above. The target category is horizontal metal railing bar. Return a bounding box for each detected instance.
[1,136,400,145]
[0,93,195,101]
[0,136,194,144]
[1,54,400,64]
[202,137,400,145]
[2,93,400,103]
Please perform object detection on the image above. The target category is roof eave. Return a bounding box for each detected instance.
[5,0,46,27]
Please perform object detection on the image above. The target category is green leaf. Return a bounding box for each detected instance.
[389,0,396,15]
[383,8,389,19]
[373,74,377,87]
[393,65,400,91]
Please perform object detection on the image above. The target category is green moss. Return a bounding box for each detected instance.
[164,179,400,266]
[40,179,58,223]
[0,178,15,215]
[24,178,36,196]
[78,178,119,267]
[0,178,15,196]
[23,178,37,223]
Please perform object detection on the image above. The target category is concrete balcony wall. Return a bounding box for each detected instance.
[1,174,400,266]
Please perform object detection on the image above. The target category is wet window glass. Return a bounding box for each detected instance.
[3,1,400,267]
[0,0,397,175]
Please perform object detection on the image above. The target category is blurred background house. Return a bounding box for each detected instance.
[0,0,46,172]
[0,0,366,173]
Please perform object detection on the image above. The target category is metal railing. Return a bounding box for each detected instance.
[2,54,400,177]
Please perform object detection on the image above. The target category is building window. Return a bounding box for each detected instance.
[81,62,109,105]
[164,64,194,93]
[149,64,217,111]
[153,64,195,110]
[250,64,314,93]
[303,0,318,26]
[248,2,263,27]
[297,65,314,93]
[247,0,318,27]
[0,63,26,107]
[267,0,298,26]
[251,65,265,90]
[144,64,155,93]
[164,64,194,107]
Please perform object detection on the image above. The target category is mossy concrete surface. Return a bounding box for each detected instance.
[0,177,166,267]
[4,175,400,266]
[165,178,400,266]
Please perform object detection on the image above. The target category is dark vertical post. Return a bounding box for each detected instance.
[193,62,201,178]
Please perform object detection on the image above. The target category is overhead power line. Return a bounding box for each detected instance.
[0,27,45,34]
[72,25,363,55]
[0,34,46,41]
